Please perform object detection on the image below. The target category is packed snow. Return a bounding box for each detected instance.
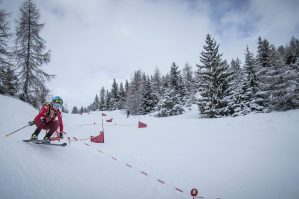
[0,94,299,199]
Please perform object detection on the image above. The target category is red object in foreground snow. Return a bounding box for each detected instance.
[138,121,147,128]
[191,188,198,197]
[91,131,104,143]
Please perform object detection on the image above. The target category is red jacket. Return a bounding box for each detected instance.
[33,103,64,133]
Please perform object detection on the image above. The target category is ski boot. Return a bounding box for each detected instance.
[30,134,38,141]
[30,129,41,141]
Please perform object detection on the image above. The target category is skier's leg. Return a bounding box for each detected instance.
[31,119,46,139]
[43,120,59,140]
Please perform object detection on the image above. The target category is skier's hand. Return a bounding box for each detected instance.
[59,132,64,139]
[28,121,35,126]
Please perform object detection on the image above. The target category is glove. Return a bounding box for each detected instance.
[59,132,64,139]
[28,121,35,126]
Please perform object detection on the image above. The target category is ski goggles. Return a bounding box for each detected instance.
[53,98,63,105]
[53,102,62,109]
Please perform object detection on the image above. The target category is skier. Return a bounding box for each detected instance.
[28,96,64,141]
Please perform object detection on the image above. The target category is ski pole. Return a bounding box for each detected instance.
[4,124,30,138]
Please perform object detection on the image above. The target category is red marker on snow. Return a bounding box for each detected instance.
[191,188,198,198]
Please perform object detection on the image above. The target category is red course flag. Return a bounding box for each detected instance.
[91,131,104,143]
[138,121,147,128]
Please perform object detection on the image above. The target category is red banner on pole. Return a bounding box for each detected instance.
[91,131,104,143]
[138,121,147,128]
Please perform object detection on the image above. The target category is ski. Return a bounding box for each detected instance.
[23,139,67,147]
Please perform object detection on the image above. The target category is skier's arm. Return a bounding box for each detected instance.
[58,111,64,133]
[33,106,48,123]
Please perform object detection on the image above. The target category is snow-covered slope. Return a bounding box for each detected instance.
[0,94,299,199]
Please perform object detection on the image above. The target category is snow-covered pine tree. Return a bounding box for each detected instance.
[151,67,163,98]
[284,37,299,65]
[125,70,144,115]
[155,86,184,117]
[182,63,195,106]
[169,62,187,105]
[156,63,185,117]
[0,4,11,66]
[79,106,84,114]
[99,87,106,110]
[140,76,158,115]
[161,73,170,94]
[71,106,79,114]
[125,79,129,95]
[265,45,288,110]
[0,4,15,95]
[14,0,53,106]
[255,37,295,112]
[1,67,18,96]
[243,46,262,111]
[118,82,126,109]
[255,37,273,112]
[277,37,299,110]
[196,34,234,118]
[229,58,251,116]
[91,94,100,111]
[110,79,119,110]
[105,90,112,110]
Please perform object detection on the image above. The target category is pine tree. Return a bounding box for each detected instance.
[182,63,195,105]
[71,106,79,114]
[80,106,84,114]
[0,3,11,67]
[255,37,273,111]
[105,90,112,110]
[14,0,53,105]
[284,37,299,65]
[229,58,250,116]
[155,86,184,117]
[0,4,14,94]
[244,47,258,97]
[90,94,99,111]
[270,44,299,110]
[255,37,294,112]
[1,67,18,95]
[140,76,158,114]
[196,34,234,118]
[169,62,187,104]
[279,37,299,109]
[161,74,170,94]
[151,68,162,97]
[125,70,144,115]
[118,82,126,109]
[125,79,129,95]
[99,87,106,110]
[110,79,119,110]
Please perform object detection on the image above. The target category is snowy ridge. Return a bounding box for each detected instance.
[1,94,299,199]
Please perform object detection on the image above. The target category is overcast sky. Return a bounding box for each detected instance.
[2,0,299,109]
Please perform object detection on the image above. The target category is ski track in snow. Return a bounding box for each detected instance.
[1,94,299,199]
